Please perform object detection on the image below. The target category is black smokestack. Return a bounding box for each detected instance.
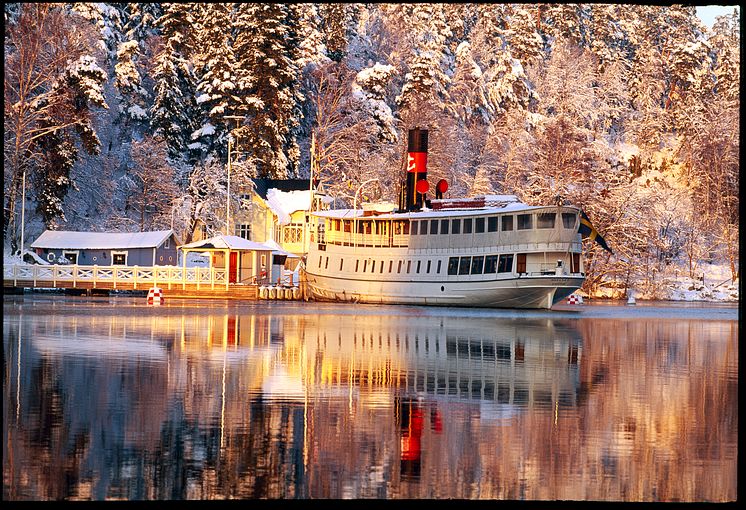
[404,128,428,211]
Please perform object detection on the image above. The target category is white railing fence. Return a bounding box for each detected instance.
[4,264,229,289]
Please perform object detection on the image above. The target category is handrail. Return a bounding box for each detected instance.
[4,263,230,288]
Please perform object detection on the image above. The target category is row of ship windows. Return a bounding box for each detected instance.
[325,212,577,235]
[317,254,516,275]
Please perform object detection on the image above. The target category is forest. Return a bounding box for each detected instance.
[3,3,740,296]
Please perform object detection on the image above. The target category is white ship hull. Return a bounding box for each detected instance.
[303,196,587,310]
[304,271,583,309]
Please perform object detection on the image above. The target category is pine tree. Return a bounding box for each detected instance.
[192,3,239,156]
[234,3,304,178]
[150,4,199,160]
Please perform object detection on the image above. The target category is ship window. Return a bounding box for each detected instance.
[334,219,341,231]
[411,221,419,235]
[517,214,532,230]
[471,256,484,274]
[417,260,421,273]
[571,253,581,273]
[451,218,461,234]
[488,216,498,232]
[440,219,449,234]
[430,220,438,234]
[562,212,576,229]
[380,260,384,273]
[407,260,411,273]
[403,221,410,234]
[344,221,352,233]
[340,259,344,271]
[537,212,556,228]
[463,218,473,233]
[502,216,513,231]
[363,260,367,272]
[325,257,329,269]
[484,255,498,273]
[319,256,323,268]
[475,217,485,233]
[447,257,459,275]
[498,254,514,273]
[437,260,442,273]
[426,260,431,273]
[398,260,403,273]
[458,257,471,275]
[355,260,360,272]
[371,260,375,272]
[389,260,393,272]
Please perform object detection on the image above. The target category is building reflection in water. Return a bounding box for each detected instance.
[2,300,737,501]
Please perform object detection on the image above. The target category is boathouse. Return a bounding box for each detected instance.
[30,229,180,266]
[179,235,276,285]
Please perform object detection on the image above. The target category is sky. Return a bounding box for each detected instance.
[696,5,739,27]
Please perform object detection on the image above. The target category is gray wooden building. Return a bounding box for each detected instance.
[30,230,180,266]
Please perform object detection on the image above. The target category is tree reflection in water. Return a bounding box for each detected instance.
[2,298,738,501]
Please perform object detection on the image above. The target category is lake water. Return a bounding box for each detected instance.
[3,295,738,501]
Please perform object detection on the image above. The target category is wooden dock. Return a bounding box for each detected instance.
[2,264,300,300]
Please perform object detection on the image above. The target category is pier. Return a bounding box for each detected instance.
[3,264,302,300]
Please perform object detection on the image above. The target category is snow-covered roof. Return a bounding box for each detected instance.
[30,230,176,250]
[266,188,313,224]
[180,235,273,252]
[261,239,301,258]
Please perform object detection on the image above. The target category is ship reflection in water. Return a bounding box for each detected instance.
[2,298,738,501]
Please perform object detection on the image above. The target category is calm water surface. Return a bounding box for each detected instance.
[3,295,738,501]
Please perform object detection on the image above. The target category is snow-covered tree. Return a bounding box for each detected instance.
[4,4,108,251]
[234,3,304,178]
[124,135,179,231]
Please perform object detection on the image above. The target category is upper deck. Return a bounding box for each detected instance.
[310,202,582,252]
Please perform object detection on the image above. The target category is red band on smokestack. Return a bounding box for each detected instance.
[407,152,427,173]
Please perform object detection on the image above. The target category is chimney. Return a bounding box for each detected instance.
[404,128,428,211]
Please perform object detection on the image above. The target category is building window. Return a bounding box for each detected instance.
[517,214,532,230]
[485,255,498,273]
[239,193,252,209]
[282,224,303,244]
[164,237,171,249]
[498,254,514,273]
[562,213,576,229]
[236,224,252,240]
[475,217,485,233]
[463,218,473,234]
[451,218,461,234]
[447,257,459,275]
[501,216,513,231]
[111,251,127,265]
[537,213,556,229]
[458,257,471,275]
[471,256,484,274]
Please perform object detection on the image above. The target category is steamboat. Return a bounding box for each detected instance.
[303,128,587,309]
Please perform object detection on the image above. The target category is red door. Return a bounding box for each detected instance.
[229,252,238,283]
